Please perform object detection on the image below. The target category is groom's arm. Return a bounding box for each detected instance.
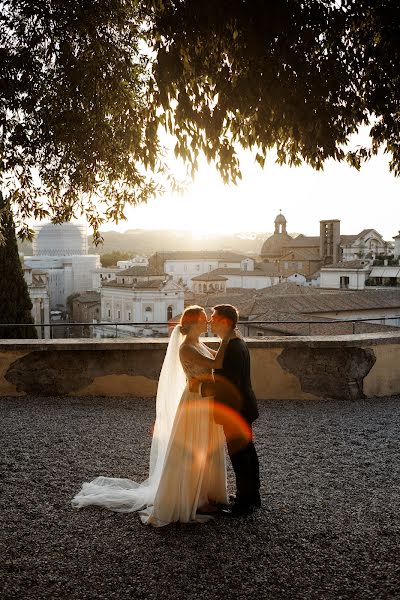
[188,375,216,396]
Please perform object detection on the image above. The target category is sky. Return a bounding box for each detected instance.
[107,127,400,242]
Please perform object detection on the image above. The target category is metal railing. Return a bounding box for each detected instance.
[0,316,400,339]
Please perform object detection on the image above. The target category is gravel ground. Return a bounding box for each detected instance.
[1,395,399,600]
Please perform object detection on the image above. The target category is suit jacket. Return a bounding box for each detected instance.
[213,338,259,425]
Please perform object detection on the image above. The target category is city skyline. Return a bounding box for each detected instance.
[104,126,400,241]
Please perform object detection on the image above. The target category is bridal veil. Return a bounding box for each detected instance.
[71,326,186,513]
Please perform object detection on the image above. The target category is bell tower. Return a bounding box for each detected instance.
[274,210,287,234]
[320,220,341,264]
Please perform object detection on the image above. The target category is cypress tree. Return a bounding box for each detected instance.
[0,194,37,339]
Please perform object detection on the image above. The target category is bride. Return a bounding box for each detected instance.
[71,305,232,527]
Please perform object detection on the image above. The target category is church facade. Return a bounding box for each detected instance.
[260,212,394,282]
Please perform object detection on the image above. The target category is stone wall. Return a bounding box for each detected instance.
[1,333,400,400]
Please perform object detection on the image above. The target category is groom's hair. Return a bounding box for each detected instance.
[212,304,239,327]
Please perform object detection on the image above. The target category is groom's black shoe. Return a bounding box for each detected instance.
[228,494,261,509]
[221,502,254,518]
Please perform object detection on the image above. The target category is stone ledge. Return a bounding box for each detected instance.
[1,331,400,352]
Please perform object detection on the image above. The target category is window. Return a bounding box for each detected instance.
[128,312,131,320]
[340,276,350,289]
[208,264,212,271]
[243,263,248,271]
[108,309,111,317]
[167,305,173,320]
[108,274,111,279]
[117,310,121,319]
[122,278,125,284]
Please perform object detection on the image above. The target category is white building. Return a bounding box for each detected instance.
[33,222,88,255]
[321,255,400,290]
[24,223,100,309]
[394,232,400,259]
[116,255,149,269]
[100,276,185,336]
[92,267,122,291]
[23,267,51,338]
[320,260,372,290]
[192,264,280,292]
[149,251,254,289]
[341,229,393,261]
[285,272,308,285]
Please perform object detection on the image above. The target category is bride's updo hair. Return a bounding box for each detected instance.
[179,305,204,335]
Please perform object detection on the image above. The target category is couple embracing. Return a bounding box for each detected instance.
[72,304,260,526]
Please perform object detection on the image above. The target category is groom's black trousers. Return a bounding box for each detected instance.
[223,423,260,505]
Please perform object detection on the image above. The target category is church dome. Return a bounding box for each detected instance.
[260,231,293,260]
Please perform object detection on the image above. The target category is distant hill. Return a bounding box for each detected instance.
[87,229,272,256]
[18,228,298,257]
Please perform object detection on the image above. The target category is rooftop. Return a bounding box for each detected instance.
[206,267,278,277]
[1,394,399,600]
[152,250,247,261]
[251,286,400,316]
[322,260,372,270]
[191,272,229,281]
[117,266,165,276]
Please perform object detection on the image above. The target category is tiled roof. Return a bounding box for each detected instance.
[151,251,247,261]
[281,231,377,249]
[205,267,278,277]
[191,272,228,281]
[339,234,360,245]
[322,260,371,270]
[282,235,320,248]
[134,280,175,289]
[279,248,321,261]
[255,282,319,296]
[250,289,400,316]
[102,279,170,290]
[118,266,166,276]
[73,292,101,304]
[185,289,258,318]
[250,308,398,336]
[340,230,379,246]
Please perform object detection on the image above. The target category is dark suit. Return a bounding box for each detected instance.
[214,338,260,506]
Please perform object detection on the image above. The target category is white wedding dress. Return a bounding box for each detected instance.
[71,327,227,527]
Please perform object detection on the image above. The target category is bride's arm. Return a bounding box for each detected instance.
[180,335,230,370]
[202,343,217,357]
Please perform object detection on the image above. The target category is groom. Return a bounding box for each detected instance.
[210,304,261,517]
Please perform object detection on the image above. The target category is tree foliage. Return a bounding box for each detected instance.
[146,0,400,178]
[0,0,169,242]
[0,0,399,240]
[0,193,37,338]
[100,250,136,267]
